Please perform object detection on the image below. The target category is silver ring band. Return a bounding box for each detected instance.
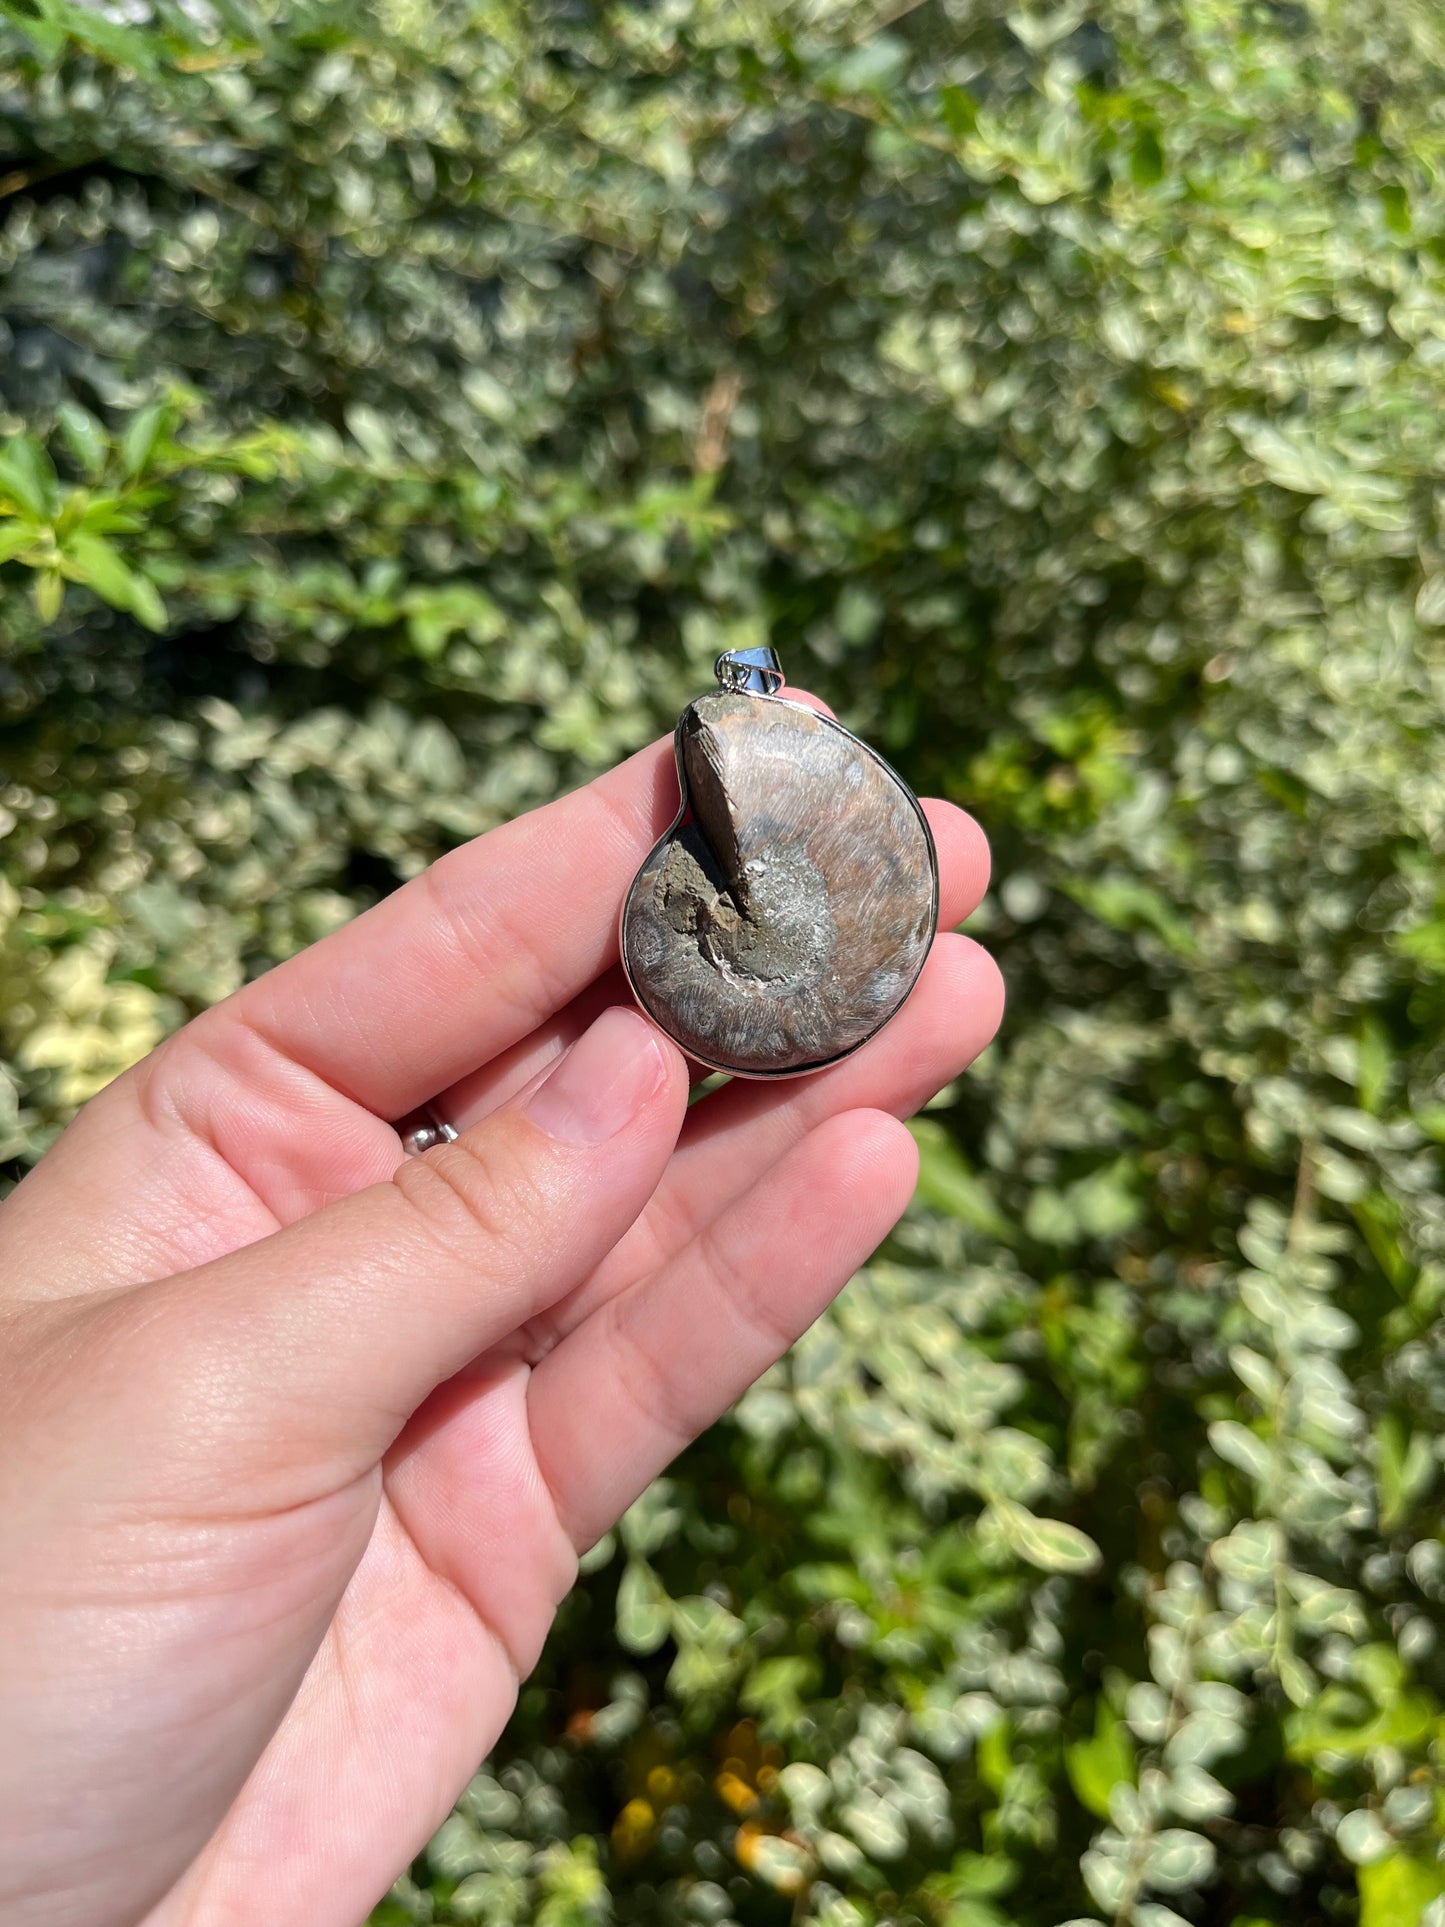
[395,1105,459,1157]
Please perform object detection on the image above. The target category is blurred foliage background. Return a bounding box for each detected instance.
[3,1,1445,1923]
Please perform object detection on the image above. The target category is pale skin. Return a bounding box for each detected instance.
[0,696,1003,1927]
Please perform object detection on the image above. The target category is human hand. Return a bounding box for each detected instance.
[0,708,1001,1927]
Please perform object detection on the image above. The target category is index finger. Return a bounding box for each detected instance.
[197,731,682,1120]
[189,689,969,1126]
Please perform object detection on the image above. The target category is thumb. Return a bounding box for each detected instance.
[97,1006,688,1492]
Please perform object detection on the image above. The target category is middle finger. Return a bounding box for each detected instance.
[433,795,990,1127]
[515,929,1004,1360]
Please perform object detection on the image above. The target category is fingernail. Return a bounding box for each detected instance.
[523,1007,668,1146]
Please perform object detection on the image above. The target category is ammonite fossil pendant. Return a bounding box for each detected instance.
[620,648,938,1078]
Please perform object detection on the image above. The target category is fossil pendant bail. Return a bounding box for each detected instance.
[621,648,938,1078]
[714,646,785,696]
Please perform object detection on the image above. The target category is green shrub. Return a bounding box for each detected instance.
[3,1,1445,1922]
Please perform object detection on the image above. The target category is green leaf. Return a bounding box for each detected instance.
[1063,874,1198,957]
[403,584,505,660]
[1066,1701,1136,1820]
[667,1595,745,1696]
[1145,1828,1216,1891]
[1359,1851,1445,1927]
[739,1655,818,1725]
[61,531,139,608]
[909,1119,1016,1241]
[1069,1159,1145,1239]
[1416,572,1445,625]
[33,567,64,623]
[920,1851,1017,1903]
[1397,920,1445,972]
[1338,1809,1392,1866]
[1024,1159,1144,1248]
[56,401,109,481]
[1287,1682,1438,1763]
[7,0,161,68]
[1376,1412,1434,1531]
[60,532,168,631]
[1134,1907,1191,1927]
[618,1478,685,1557]
[984,1499,1101,1575]
[938,85,978,139]
[1355,1017,1393,1114]
[1209,1419,1272,1484]
[1131,124,1165,185]
[1236,422,1340,496]
[817,33,908,96]
[0,434,58,518]
[615,1559,671,1656]
[119,402,172,482]
[975,1718,1012,1796]
[344,403,396,466]
[126,571,168,633]
[1381,181,1411,235]
[0,520,42,564]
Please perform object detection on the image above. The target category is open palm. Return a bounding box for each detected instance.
[0,709,1000,1927]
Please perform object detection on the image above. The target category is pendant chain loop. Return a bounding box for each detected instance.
[714,647,785,696]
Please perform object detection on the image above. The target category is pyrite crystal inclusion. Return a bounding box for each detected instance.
[621,691,938,1077]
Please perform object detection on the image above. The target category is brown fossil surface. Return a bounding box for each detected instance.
[622,692,937,1075]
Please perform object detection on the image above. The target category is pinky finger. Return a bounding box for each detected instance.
[527,1109,919,1550]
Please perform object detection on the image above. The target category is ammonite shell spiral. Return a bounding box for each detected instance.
[620,689,938,1077]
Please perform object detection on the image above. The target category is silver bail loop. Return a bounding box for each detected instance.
[714,646,785,696]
